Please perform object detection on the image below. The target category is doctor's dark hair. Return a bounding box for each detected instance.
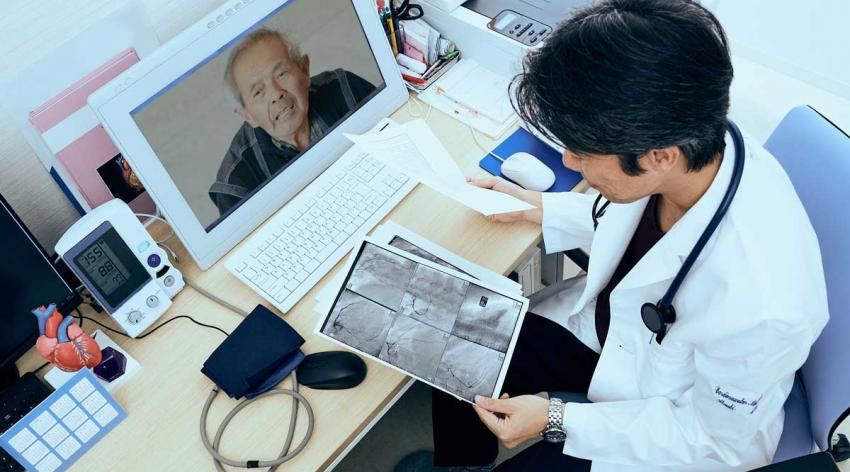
[513,0,733,175]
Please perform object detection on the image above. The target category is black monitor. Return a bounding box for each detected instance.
[0,193,79,385]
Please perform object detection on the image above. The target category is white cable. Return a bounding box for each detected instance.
[406,94,433,122]
[469,125,507,162]
[184,277,250,318]
[135,212,175,244]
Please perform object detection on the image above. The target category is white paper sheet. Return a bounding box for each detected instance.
[314,221,522,313]
[345,120,533,216]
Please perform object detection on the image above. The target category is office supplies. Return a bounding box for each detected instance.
[0,2,159,215]
[55,199,185,337]
[316,238,529,403]
[31,304,102,372]
[0,369,127,472]
[387,17,400,55]
[347,119,533,215]
[0,373,53,472]
[296,351,368,390]
[433,59,513,123]
[397,53,427,74]
[315,221,522,313]
[479,127,583,193]
[88,0,408,271]
[44,330,141,393]
[499,151,556,191]
[0,193,80,390]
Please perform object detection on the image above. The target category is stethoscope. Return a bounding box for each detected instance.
[591,120,746,344]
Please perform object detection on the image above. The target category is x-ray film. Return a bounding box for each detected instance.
[317,238,528,403]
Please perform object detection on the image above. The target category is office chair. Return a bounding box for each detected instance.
[546,106,850,465]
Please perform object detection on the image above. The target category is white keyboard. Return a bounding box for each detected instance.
[225,146,416,313]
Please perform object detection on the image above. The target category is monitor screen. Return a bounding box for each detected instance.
[130,0,385,231]
[0,194,77,368]
[72,225,150,310]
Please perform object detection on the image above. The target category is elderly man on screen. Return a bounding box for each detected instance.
[209,28,377,215]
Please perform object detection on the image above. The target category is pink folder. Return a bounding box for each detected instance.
[29,48,155,214]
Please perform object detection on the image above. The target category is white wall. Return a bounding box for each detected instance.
[706,0,850,142]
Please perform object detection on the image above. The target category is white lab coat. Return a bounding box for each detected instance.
[532,131,829,472]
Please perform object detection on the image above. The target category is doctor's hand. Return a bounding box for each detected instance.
[473,393,549,449]
[467,177,542,224]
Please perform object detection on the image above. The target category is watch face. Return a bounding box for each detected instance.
[544,430,567,443]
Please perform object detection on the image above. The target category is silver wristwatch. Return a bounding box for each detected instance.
[540,397,567,443]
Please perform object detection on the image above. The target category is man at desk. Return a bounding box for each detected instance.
[401,0,828,471]
[209,28,376,215]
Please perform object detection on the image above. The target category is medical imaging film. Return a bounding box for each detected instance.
[321,242,524,402]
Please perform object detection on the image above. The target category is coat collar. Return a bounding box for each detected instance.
[573,133,739,313]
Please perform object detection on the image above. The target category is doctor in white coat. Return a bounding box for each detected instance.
[398,1,829,472]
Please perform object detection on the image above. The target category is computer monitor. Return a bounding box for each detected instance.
[89,0,407,269]
[0,193,79,381]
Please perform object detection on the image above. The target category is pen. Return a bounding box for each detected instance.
[402,73,426,84]
[387,18,399,56]
[435,86,479,117]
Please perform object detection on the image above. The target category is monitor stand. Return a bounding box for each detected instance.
[0,364,20,391]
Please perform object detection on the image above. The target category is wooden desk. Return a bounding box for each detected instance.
[15,102,551,470]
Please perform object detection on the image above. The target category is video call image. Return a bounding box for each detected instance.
[132,0,384,229]
[321,243,523,402]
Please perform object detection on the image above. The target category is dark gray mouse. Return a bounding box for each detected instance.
[296,351,367,389]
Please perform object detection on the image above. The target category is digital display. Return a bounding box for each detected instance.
[73,226,150,310]
[131,0,384,231]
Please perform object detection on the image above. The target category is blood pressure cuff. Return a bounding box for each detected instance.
[202,304,305,399]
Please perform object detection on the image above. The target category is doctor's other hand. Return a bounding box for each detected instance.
[473,393,549,449]
[467,177,542,224]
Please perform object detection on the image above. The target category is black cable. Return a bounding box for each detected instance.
[77,314,230,339]
[137,315,230,339]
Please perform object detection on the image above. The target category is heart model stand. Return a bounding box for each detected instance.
[31,303,102,371]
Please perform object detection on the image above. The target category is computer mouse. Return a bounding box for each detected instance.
[296,350,367,390]
[500,152,556,191]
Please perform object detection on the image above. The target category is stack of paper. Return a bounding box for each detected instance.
[315,221,521,313]
[345,119,533,216]
[419,59,517,137]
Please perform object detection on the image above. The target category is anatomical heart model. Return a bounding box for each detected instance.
[31,303,102,372]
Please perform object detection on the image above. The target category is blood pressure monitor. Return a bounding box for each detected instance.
[56,199,184,337]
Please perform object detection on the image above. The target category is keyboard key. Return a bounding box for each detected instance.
[42,423,69,448]
[92,404,119,427]
[285,280,299,291]
[81,392,106,414]
[21,439,49,465]
[61,407,86,431]
[55,435,81,460]
[295,270,309,282]
[34,451,61,472]
[29,411,56,436]
[73,420,99,443]
[305,259,321,272]
[69,379,95,402]
[48,394,75,419]
[9,428,36,452]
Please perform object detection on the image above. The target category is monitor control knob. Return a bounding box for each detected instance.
[127,310,143,324]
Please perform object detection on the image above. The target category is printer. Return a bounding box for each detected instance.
[418,0,592,76]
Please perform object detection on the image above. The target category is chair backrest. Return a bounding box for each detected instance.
[764,105,850,451]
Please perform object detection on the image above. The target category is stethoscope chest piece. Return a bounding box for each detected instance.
[641,302,677,344]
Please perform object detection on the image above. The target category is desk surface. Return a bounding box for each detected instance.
[15,102,555,471]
